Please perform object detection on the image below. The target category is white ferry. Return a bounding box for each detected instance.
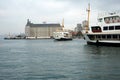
[53,31,72,41]
[82,4,120,46]
[53,19,72,41]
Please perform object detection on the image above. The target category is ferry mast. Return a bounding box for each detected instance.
[86,3,90,33]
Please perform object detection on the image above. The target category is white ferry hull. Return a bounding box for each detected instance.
[55,38,72,41]
[84,34,120,46]
[87,41,120,47]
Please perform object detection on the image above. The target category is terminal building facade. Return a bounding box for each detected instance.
[25,19,62,39]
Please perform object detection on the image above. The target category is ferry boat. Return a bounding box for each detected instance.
[82,4,120,46]
[53,19,72,41]
[53,31,72,41]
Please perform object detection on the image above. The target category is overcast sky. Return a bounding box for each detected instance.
[0,0,120,34]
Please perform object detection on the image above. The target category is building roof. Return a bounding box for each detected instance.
[26,19,61,27]
[29,23,61,27]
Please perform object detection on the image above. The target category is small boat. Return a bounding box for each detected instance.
[4,33,26,40]
[53,31,72,41]
[82,4,120,46]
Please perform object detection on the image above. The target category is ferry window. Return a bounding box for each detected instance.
[103,27,108,30]
[102,35,106,38]
[107,35,111,39]
[96,35,98,38]
[98,18,102,22]
[115,26,120,30]
[104,16,120,23]
[104,18,110,23]
[91,26,101,32]
[96,35,101,39]
[119,35,120,39]
[113,35,117,39]
[88,35,95,40]
[109,26,114,30]
[116,17,120,22]
[98,35,101,38]
[112,17,117,23]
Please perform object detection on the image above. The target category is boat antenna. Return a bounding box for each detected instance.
[86,3,90,33]
[62,18,64,31]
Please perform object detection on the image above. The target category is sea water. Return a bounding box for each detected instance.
[0,39,120,80]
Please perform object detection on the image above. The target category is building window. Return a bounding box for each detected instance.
[109,26,114,30]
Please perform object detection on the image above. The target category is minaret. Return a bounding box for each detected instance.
[86,3,90,33]
[61,18,64,31]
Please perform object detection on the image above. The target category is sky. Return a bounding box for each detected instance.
[0,0,120,35]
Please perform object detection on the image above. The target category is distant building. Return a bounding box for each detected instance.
[74,24,82,32]
[73,24,83,38]
[82,20,88,30]
[25,19,62,39]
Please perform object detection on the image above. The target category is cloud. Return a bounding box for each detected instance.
[0,0,120,34]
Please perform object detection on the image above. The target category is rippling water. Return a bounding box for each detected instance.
[0,39,120,80]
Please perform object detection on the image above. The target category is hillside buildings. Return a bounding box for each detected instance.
[25,19,62,39]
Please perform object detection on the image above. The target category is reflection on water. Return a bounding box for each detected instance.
[0,39,120,80]
[84,44,120,55]
[82,45,120,80]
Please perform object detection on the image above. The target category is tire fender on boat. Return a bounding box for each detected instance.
[96,39,99,45]
[96,40,99,43]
